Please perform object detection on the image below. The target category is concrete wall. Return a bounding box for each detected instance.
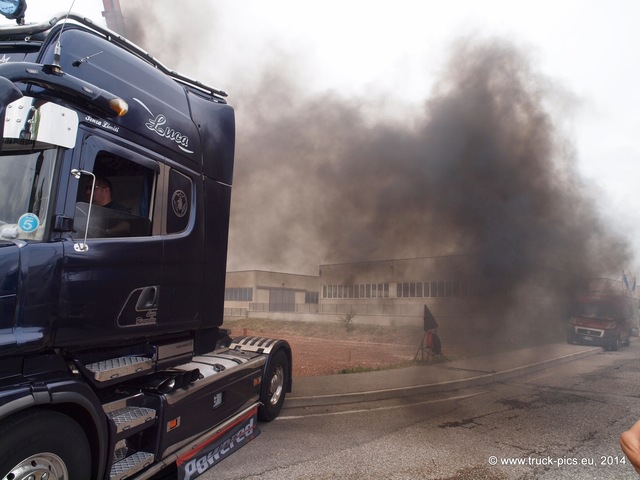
[231,310,424,328]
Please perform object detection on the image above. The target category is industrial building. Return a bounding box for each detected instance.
[224,255,480,327]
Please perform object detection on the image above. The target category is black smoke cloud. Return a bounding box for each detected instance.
[121,2,630,316]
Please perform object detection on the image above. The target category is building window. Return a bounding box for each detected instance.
[394,280,473,298]
[445,281,453,297]
[322,283,390,299]
[224,287,253,301]
[305,291,319,304]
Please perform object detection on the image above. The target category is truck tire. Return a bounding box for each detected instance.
[258,349,289,422]
[604,336,620,351]
[612,336,620,351]
[0,409,91,480]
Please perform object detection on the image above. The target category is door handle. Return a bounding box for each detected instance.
[136,286,159,310]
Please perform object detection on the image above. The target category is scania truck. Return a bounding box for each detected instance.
[0,2,292,479]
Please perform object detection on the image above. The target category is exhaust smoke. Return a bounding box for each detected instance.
[120,2,631,330]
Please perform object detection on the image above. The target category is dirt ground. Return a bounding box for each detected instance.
[226,319,423,377]
[272,334,420,377]
[225,318,566,378]
[225,319,503,377]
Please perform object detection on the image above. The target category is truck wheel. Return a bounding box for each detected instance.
[258,349,289,422]
[0,409,91,480]
[605,337,620,351]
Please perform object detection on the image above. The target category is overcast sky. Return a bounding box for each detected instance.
[19,0,640,273]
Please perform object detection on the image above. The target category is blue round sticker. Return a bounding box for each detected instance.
[18,213,40,233]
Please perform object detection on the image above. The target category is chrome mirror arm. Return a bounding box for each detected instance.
[70,168,95,252]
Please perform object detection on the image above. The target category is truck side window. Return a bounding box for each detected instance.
[166,168,192,234]
[72,152,156,239]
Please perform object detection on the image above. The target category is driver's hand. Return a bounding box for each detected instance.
[620,419,640,473]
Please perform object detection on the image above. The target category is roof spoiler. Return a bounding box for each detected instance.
[0,12,228,98]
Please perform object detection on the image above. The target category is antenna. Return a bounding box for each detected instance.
[52,0,77,72]
[72,51,103,67]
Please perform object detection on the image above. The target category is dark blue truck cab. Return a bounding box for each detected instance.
[0,4,291,479]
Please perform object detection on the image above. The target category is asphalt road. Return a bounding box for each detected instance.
[200,342,640,479]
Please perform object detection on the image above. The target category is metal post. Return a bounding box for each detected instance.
[102,0,127,36]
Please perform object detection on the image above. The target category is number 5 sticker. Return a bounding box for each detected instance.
[18,213,40,233]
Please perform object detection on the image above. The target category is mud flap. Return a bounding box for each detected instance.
[176,406,260,480]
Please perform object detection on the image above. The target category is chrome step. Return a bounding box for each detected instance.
[103,393,144,414]
[110,451,154,480]
[85,356,153,381]
[107,406,156,434]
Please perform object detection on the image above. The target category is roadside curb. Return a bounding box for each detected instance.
[283,345,601,409]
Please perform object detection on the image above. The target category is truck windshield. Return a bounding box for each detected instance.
[0,148,57,241]
[577,300,620,319]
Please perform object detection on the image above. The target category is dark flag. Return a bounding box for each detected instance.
[423,304,438,331]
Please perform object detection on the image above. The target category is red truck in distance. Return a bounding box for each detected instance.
[566,293,639,351]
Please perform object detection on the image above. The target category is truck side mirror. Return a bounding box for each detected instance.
[4,96,78,148]
[0,76,23,148]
